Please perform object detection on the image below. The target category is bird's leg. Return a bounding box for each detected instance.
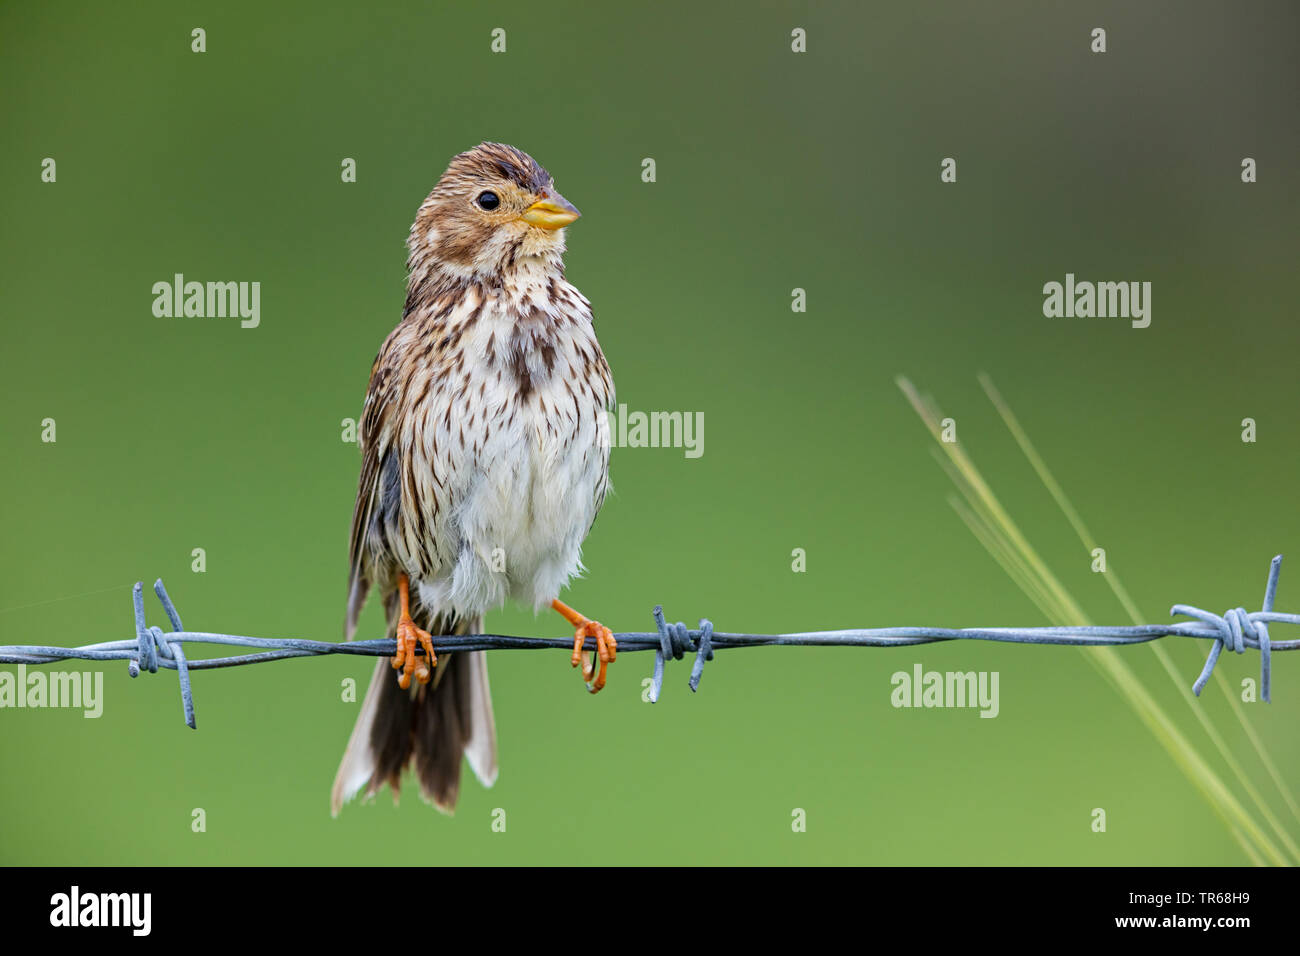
[392,573,436,690]
[551,599,617,694]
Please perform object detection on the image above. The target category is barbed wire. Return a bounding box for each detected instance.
[1,556,1295,729]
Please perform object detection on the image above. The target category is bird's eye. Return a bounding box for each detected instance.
[476,191,500,210]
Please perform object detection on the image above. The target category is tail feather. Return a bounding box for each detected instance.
[461,650,498,787]
[331,657,390,813]
[330,608,497,816]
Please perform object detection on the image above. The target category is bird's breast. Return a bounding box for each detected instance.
[396,276,611,609]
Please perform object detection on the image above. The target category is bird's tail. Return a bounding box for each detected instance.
[330,598,498,815]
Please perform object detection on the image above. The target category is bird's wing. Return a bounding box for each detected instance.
[345,349,397,640]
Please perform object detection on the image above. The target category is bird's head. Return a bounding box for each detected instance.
[408,142,580,284]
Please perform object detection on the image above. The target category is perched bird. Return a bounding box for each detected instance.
[331,143,616,815]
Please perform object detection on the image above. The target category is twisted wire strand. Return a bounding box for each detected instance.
[1,557,1295,728]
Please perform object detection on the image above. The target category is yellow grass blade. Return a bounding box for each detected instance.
[897,375,1291,866]
[976,372,1300,862]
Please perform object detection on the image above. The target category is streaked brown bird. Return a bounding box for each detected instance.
[331,143,616,815]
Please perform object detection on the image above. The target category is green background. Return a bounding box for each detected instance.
[2,0,1297,865]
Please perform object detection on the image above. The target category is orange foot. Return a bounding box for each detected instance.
[391,573,436,690]
[552,598,617,693]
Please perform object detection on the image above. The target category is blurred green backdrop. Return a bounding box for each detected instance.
[2,0,1298,865]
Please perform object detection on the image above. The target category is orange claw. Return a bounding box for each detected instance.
[392,574,436,690]
[552,599,617,693]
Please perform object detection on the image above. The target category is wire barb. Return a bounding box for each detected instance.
[1,556,1296,727]
[1175,554,1283,703]
[649,606,714,703]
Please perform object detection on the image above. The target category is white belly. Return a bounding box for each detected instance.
[407,276,611,618]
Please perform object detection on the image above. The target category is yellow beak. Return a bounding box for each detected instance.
[520,192,581,230]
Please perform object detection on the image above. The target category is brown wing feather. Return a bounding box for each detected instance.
[345,349,397,640]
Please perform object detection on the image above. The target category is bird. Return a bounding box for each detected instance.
[331,142,616,815]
